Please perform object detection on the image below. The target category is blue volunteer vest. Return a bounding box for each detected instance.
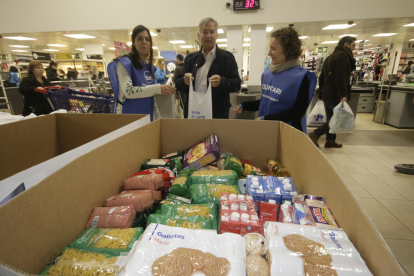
[107,56,155,120]
[258,67,317,133]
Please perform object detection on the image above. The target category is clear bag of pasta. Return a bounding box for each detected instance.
[69,227,143,255]
[146,214,213,229]
[190,183,242,205]
[42,247,126,276]
[190,170,239,185]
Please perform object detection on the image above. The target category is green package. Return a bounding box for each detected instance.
[161,194,192,205]
[169,176,190,198]
[161,151,185,161]
[132,204,161,228]
[69,227,143,255]
[224,155,243,177]
[159,203,218,230]
[178,168,196,177]
[146,214,213,229]
[141,159,182,173]
[190,170,238,185]
[190,184,242,205]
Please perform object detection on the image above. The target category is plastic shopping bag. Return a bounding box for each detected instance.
[329,102,355,133]
[188,81,212,119]
[307,101,326,126]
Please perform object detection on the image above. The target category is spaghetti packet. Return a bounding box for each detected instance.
[190,184,241,205]
[146,214,213,229]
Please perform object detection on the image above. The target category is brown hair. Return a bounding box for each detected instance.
[28,60,43,74]
[270,27,302,60]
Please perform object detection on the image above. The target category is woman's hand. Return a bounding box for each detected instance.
[160,85,176,96]
[232,105,243,113]
[255,117,261,120]
[166,74,171,79]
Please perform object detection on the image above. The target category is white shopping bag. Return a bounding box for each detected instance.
[307,101,327,126]
[188,80,212,119]
[329,102,355,133]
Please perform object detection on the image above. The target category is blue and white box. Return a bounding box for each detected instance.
[263,176,282,204]
[277,177,298,201]
[246,175,266,203]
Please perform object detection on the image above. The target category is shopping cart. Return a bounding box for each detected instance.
[43,87,115,113]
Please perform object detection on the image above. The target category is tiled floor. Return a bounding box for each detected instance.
[309,113,414,276]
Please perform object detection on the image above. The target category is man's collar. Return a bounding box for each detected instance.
[202,45,217,57]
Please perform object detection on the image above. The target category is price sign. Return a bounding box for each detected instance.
[233,0,260,11]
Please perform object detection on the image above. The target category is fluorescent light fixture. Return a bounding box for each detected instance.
[366,44,372,46]
[244,38,251,42]
[218,29,224,34]
[109,47,116,50]
[47,44,66,47]
[338,34,358,37]
[266,27,274,32]
[299,36,308,39]
[9,45,30,48]
[4,36,36,40]
[216,38,227,42]
[403,23,414,27]
[150,31,158,36]
[152,46,158,49]
[169,40,185,44]
[102,44,105,46]
[217,44,227,47]
[248,28,251,32]
[373,33,397,36]
[64,34,95,39]
[179,45,193,48]
[75,48,85,51]
[322,41,339,44]
[242,43,250,47]
[43,49,59,51]
[410,39,414,41]
[385,45,390,47]
[322,24,356,30]
[11,50,28,52]
[355,40,369,43]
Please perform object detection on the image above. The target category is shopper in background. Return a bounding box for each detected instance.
[66,67,78,79]
[45,61,60,81]
[308,36,357,148]
[173,54,186,113]
[402,60,413,75]
[9,66,20,87]
[175,17,241,119]
[107,24,176,120]
[19,61,52,116]
[57,68,66,79]
[232,27,316,133]
[155,59,170,84]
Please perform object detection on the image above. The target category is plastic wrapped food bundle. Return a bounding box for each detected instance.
[123,174,166,191]
[118,224,246,276]
[141,158,183,173]
[169,176,190,198]
[70,227,143,255]
[146,214,213,229]
[106,192,154,213]
[121,190,162,203]
[190,170,238,185]
[224,154,243,177]
[85,206,136,229]
[160,194,192,205]
[190,183,241,204]
[246,254,270,276]
[245,233,267,257]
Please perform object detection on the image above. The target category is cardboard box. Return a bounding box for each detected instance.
[0,119,404,275]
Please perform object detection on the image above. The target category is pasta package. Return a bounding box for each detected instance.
[146,214,213,229]
[121,190,162,203]
[85,206,136,229]
[42,247,125,276]
[141,158,183,173]
[124,173,165,191]
[191,184,242,205]
[224,155,243,177]
[106,192,154,213]
[183,134,220,170]
[160,194,192,205]
[190,170,238,186]
[70,227,144,255]
[160,203,218,230]
[178,168,196,178]
[131,204,161,228]
[169,176,190,198]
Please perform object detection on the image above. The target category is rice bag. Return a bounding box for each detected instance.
[85,206,136,229]
[190,170,238,185]
[159,203,218,230]
[168,176,190,198]
[183,134,220,170]
[146,214,213,229]
[191,184,242,205]
[124,174,165,191]
[106,192,154,213]
[70,227,143,255]
[121,190,162,203]
[224,155,243,177]
[160,194,192,205]
[177,168,196,178]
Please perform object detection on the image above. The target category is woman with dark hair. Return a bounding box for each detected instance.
[107,25,176,120]
[19,61,52,116]
[9,66,20,87]
[45,61,60,81]
[232,27,317,133]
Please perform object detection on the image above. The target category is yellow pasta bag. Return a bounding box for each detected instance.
[190,184,241,205]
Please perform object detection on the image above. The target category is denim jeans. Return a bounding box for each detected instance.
[313,100,338,142]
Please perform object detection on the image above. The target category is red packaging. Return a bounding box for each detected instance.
[122,190,162,203]
[219,211,241,234]
[132,168,175,181]
[278,202,294,223]
[85,205,136,229]
[106,192,154,213]
[259,201,279,222]
[240,213,261,236]
[124,174,165,191]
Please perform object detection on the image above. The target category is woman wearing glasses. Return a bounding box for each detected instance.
[19,61,52,116]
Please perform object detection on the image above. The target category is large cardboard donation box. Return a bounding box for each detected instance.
[0,119,403,275]
[0,113,146,181]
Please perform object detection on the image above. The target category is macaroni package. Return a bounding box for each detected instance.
[190,184,242,205]
[85,206,136,229]
[178,168,196,178]
[190,170,238,185]
[146,214,213,229]
[224,154,244,177]
[168,176,190,198]
[70,227,143,255]
[160,194,192,205]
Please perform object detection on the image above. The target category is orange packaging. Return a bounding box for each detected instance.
[240,213,261,236]
[123,174,165,190]
[106,192,154,213]
[122,190,162,203]
[85,205,136,229]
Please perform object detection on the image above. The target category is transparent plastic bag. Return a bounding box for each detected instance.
[329,102,355,133]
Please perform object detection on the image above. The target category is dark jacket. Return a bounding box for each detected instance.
[319,46,356,103]
[45,67,60,81]
[172,63,183,83]
[175,45,241,119]
[19,74,52,116]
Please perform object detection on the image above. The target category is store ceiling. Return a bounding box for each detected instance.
[1,17,413,56]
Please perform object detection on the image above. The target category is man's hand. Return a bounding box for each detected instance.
[209,75,221,87]
[340,97,347,102]
[232,105,243,113]
[184,73,194,86]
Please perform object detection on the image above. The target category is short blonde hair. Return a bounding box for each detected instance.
[28,60,43,74]
[156,59,165,69]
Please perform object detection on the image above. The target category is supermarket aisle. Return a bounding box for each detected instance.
[311,113,414,276]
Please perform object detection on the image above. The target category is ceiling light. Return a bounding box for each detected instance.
[43,49,59,51]
[47,44,66,47]
[102,44,105,46]
[150,31,158,36]
[179,45,193,48]
[322,41,339,44]
[266,27,274,32]
[9,45,30,48]
[248,28,251,32]
[217,38,227,42]
[365,44,372,46]
[373,33,397,36]
[152,46,158,49]
[64,34,95,39]
[299,36,308,39]
[11,50,28,52]
[217,44,227,47]
[385,45,390,47]
[242,43,250,47]
[109,47,116,50]
[410,39,414,41]
[4,36,37,40]
[356,40,369,43]
[169,40,185,44]
[338,34,358,37]
[322,24,356,30]
[244,38,251,42]
[218,29,224,34]
[403,23,414,27]
[75,48,85,51]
